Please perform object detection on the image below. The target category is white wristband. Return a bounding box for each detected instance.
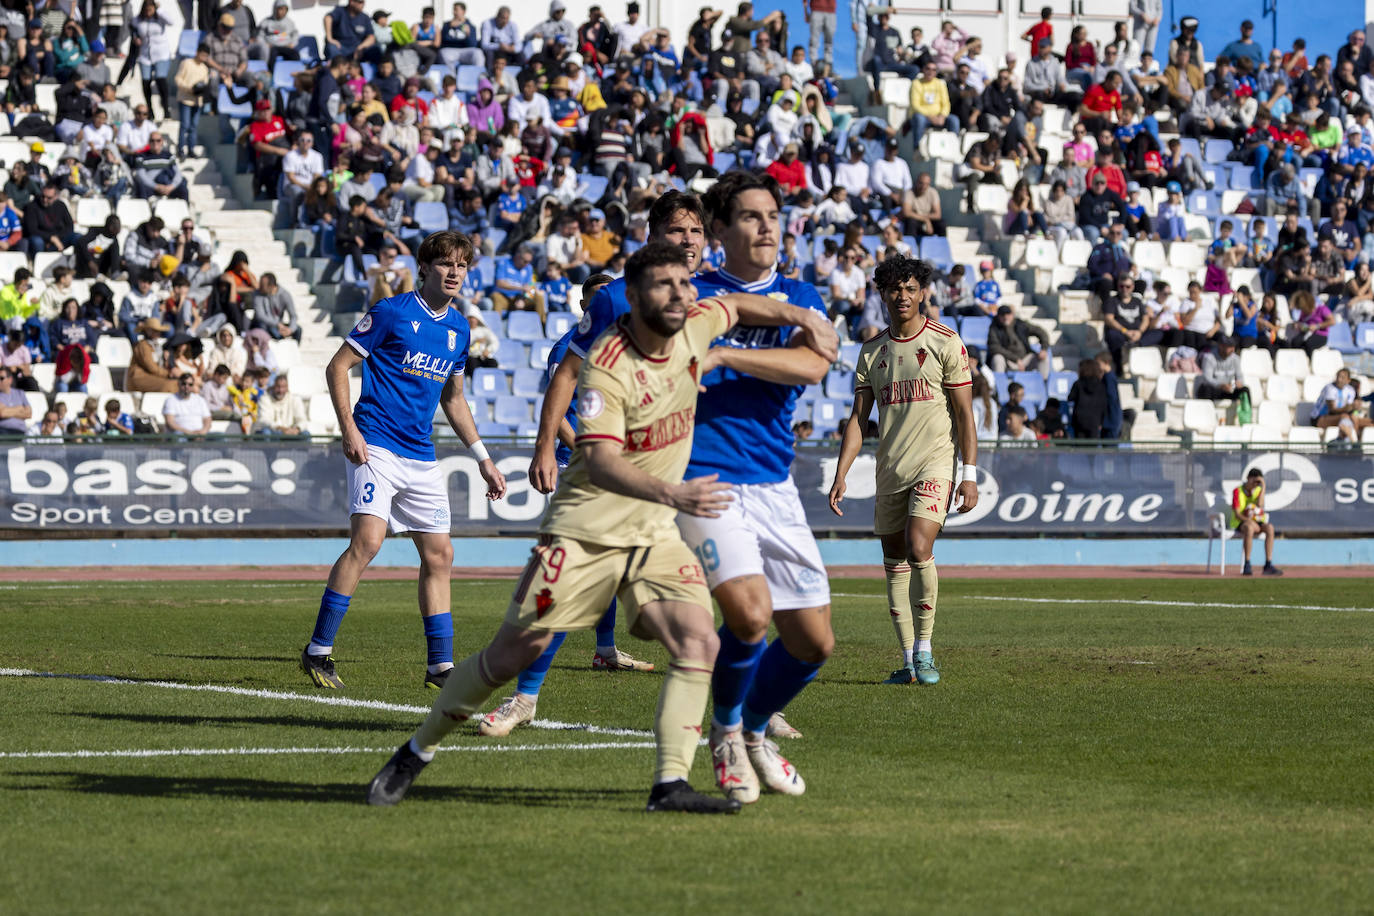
[962,464,978,482]
[470,440,491,462]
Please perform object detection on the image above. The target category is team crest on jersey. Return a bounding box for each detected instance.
[354,313,373,333]
[578,310,593,334]
[411,321,421,333]
[535,588,554,618]
[688,356,699,383]
[580,389,605,419]
[916,348,928,367]
[447,330,457,351]
[635,369,648,386]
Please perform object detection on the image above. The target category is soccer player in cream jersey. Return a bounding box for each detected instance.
[300,231,507,690]
[366,242,839,813]
[828,256,980,685]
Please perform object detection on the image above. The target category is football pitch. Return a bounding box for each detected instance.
[2,575,1372,914]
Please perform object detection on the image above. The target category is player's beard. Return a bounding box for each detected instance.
[642,304,686,338]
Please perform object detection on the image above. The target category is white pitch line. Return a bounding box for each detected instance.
[0,742,655,760]
[0,583,317,591]
[0,669,656,738]
[964,595,1374,614]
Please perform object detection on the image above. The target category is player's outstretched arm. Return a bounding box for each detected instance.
[828,386,874,516]
[716,293,839,363]
[327,342,367,464]
[949,384,979,513]
[583,440,734,517]
[440,374,507,500]
[529,352,582,494]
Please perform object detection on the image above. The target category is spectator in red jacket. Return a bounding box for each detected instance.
[766,142,807,199]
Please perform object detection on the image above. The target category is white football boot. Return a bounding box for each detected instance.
[709,724,760,804]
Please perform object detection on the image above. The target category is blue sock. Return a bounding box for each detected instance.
[741,640,824,736]
[594,599,617,651]
[422,612,454,669]
[711,626,767,730]
[516,631,568,695]
[308,587,351,653]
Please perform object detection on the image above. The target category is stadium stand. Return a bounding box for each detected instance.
[0,1,1372,447]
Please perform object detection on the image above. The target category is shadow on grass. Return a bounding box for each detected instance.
[11,771,644,808]
[156,654,296,663]
[70,711,408,733]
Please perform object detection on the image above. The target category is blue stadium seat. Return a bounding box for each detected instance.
[216,85,251,120]
[741,97,759,115]
[456,64,480,93]
[493,396,532,425]
[800,383,824,402]
[545,313,575,339]
[360,61,376,81]
[920,236,954,271]
[478,308,502,332]
[959,315,991,350]
[579,174,608,202]
[473,257,495,290]
[367,172,385,194]
[1203,139,1234,163]
[1177,138,1203,162]
[993,372,1014,403]
[1228,166,1254,190]
[472,368,509,396]
[177,30,202,58]
[1326,322,1362,354]
[295,36,320,64]
[1012,371,1047,403]
[824,369,854,399]
[1357,321,1374,351]
[810,398,846,431]
[838,341,862,368]
[1047,370,1076,401]
[529,341,553,367]
[511,369,544,397]
[714,151,737,172]
[425,65,453,87]
[246,59,268,73]
[413,201,447,234]
[506,311,544,341]
[1187,191,1220,217]
[467,397,490,422]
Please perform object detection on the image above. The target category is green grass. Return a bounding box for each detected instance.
[2,576,1373,914]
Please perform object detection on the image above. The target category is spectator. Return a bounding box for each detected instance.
[0,267,36,341]
[27,408,63,443]
[118,271,163,343]
[1102,274,1163,372]
[22,182,79,255]
[259,2,300,66]
[1094,351,1134,439]
[439,2,483,68]
[1231,467,1283,576]
[479,5,521,67]
[0,363,32,435]
[163,372,212,436]
[202,364,238,420]
[900,171,944,238]
[127,318,179,393]
[1024,37,1074,105]
[491,244,546,319]
[0,330,37,392]
[828,246,867,323]
[806,0,836,66]
[324,0,375,61]
[1086,223,1132,301]
[907,59,958,143]
[971,260,1000,315]
[1043,180,1082,247]
[1068,357,1109,438]
[969,373,998,439]
[1033,396,1066,438]
[1231,284,1260,348]
[251,273,301,342]
[1000,404,1036,442]
[580,209,620,272]
[133,132,188,201]
[254,373,307,437]
[1176,280,1222,349]
[989,304,1051,378]
[1196,336,1250,402]
[869,137,911,209]
[367,245,416,304]
[1311,367,1371,440]
[1285,289,1336,354]
[207,326,248,382]
[104,398,136,435]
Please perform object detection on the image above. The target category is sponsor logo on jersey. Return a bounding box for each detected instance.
[624,407,695,452]
[580,389,605,419]
[447,330,457,351]
[914,479,944,496]
[639,391,654,407]
[401,351,456,378]
[678,563,706,585]
[354,313,373,333]
[880,377,934,405]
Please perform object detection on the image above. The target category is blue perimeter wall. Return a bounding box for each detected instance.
[8,537,1374,567]
[751,0,1367,81]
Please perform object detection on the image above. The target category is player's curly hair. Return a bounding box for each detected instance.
[647,190,706,237]
[701,171,783,229]
[625,241,690,291]
[873,255,935,293]
[416,231,476,283]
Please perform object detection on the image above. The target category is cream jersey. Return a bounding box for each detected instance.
[854,318,972,494]
[541,297,736,547]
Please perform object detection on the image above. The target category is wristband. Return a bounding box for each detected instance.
[470,440,491,462]
[962,464,978,482]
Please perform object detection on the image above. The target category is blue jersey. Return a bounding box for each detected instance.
[688,268,827,485]
[347,291,469,461]
[546,328,578,466]
[973,279,1000,306]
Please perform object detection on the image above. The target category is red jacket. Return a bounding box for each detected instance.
[766,158,806,192]
[668,112,714,173]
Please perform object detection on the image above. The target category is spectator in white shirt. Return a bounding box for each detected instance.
[833,143,872,202]
[279,130,323,218]
[958,37,991,91]
[163,373,212,436]
[116,104,155,158]
[507,77,553,131]
[784,45,814,85]
[76,109,115,163]
[869,137,913,208]
[1000,405,1038,441]
[613,2,649,57]
[829,246,867,318]
[545,214,591,283]
[427,75,469,144]
[813,186,857,233]
[254,373,308,437]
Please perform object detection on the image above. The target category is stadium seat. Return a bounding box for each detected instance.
[139,392,170,419]
[272,60,306,89]
[273,339,301,371]
[529,341,553,367]
[1131,241,1166,273]
[545,313,575,339]
[1310,348,1344,378]
[216,84,252,120]
[85,365,113,396]
[472,368,509,396]
[1181,399,1218,434]
[493,395,531,425]
[1356,321,1374,351]
[472,257,496,291]
[1187,191,1220,217]
[1302,375,1329,401]
[919,130,960,162]
[714,151,737,173]
[1239,348,1273,380]
[413,201,447,234]
[1127,347,1163,378]
[1012,371,1047,403]
[511,369,543,397]
[1326,322,1362,354]
[456,64,480,93]
[96,336,131,367]
[153,198,189,226]
[1203,139,1234,163]
[1047,370,1076,400]
[1228,166,1254,190]
[824,370,854,399]
[289,366,327,398]
[1167,241,1205,272]
[307,394,338,434]
[1153,372,1188,402]
[76,197,111,228]
[959,316,991,350]
[1264,375,1300,405]
[476,421,512,437]
[1256,400,1293,432]
[505,311,544,341]
[838,342,862,369]
[0,250,26,277]
[919,236,953,271]
[1287,426,1323,447]
[578,174,608,202]
[1249,424,1283,443]
[973,184,1009,216]
[177,30,202,58]
[1024,238,1057,268]
[1211,424,1249,445]
[1059,239,1092,268]
[810,398,846,432]
[115,198,152,226]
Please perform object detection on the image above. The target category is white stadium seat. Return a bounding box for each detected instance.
[1302,375,1329,401]
[1182,399,1218,434]
[76,198,111,228]
[1274,349,1310,380]
[879,77,911,107]
[1256,400,1294,432]
[1167,242,1205,272]
[1263,375,1299,405]
[139,392,170,418]
[1153,372,1189,402]
[1248,424,1284,443]
[31,363,55,391]
[96,336,133,368]
[1239,348,1273,380]
[1127,347,1163,379]
[1059,239,1092,268]
[85,365,113,396]
[1132,241,1166,272]
[1310,348,1344,378]
[974,184,1009,214]
[287,365,328,398]
[919,130,961,162]
[1212,424,1249,444]
[116,198,152,227]
[1024,238,1058,268]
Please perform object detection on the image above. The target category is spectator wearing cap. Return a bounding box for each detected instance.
[1077,172,1125,243]
[971,260,1002,316]
[205,10,249,85]
[391,75,431,122]
[1220,19,1264,69]
[73,38,110,86]
[907,58,958,144]
[133,132,188,201]
[480,5,521,67]
[23,18,54,78]
[325,0,375,61]
[1086,223,1133,302]
[24,141,50,185]
[869,137,912,209]
[580,210,620,272]
[1169,16,1203,67]
[989,303,1052,379]
[258,2,300,66]
[1196,336,1249,402]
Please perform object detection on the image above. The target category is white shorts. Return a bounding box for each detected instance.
[676,476,831,611]
[346,444,451,534]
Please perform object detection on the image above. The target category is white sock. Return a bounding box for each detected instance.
[917,639,932,653]
[515,691,538,703]
[407,737,435,762]
[426,662,454,675]
[596,644,617,656]
[743,729,765,745]
[710,719,741,734]
[903,648,914,665]
[307,644,332,656]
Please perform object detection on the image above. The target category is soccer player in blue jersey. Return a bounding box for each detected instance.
[476,273,658,737]
[680,171,839,804]
[301,231,507,690]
